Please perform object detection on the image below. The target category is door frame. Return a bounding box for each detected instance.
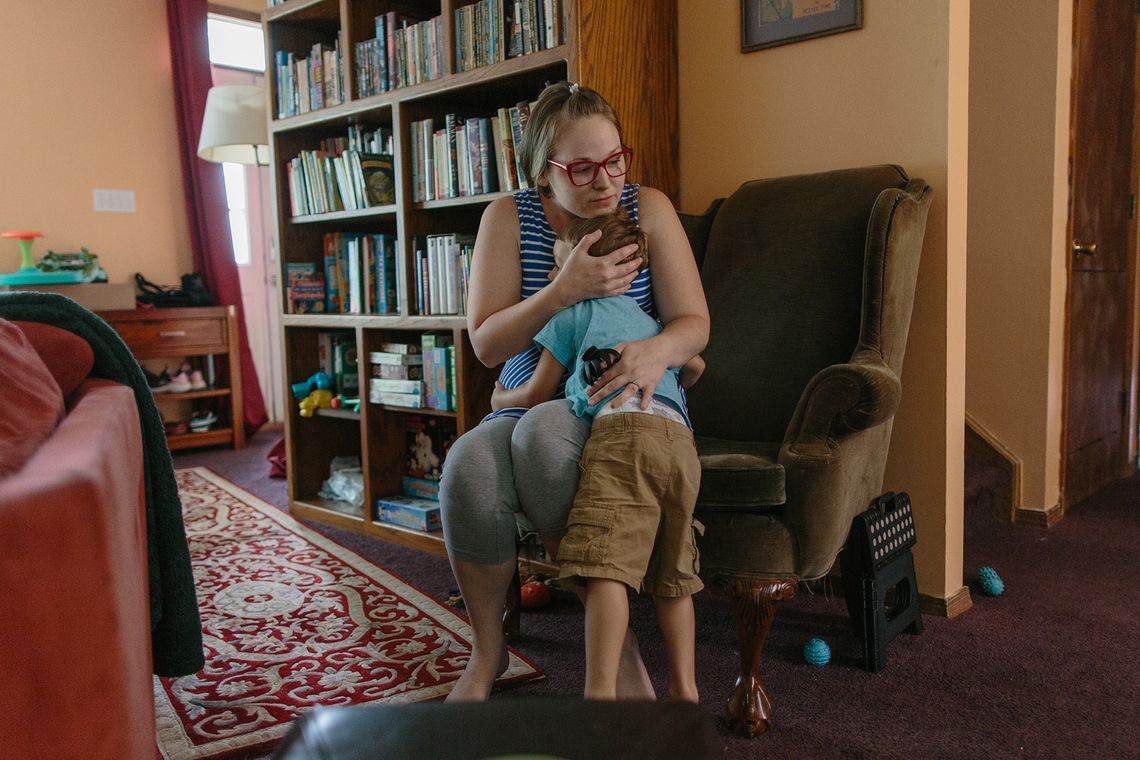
[1061,0,1140,511]
[1128,18,1140,471]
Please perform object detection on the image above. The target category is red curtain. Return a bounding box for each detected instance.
[166,0,267,435]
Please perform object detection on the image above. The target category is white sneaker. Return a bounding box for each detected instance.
[189,370,207,390]
[189,410,217,432]
[155,371,192,394]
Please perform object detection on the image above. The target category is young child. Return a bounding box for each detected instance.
[490,210,704,702]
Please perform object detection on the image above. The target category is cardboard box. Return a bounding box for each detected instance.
[0,282,135,311]
[375,495,442,532]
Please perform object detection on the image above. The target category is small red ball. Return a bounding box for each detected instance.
[520,579,552,609]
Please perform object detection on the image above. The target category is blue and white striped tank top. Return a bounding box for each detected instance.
[485,183,653,421]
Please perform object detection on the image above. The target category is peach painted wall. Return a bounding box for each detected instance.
[0,1,192,287]
[967,0,1070,515]
[677,0,969,601]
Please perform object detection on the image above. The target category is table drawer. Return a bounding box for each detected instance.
[113,316,225,352]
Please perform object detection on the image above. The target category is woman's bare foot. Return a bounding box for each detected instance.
[445,644,509,702]
[616,628,656,699]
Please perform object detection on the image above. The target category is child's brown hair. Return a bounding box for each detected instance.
[558,209,647,270]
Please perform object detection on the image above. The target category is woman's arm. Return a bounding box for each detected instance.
[490,349,566,410]
[468,197,643,368]
[587,186,710,408]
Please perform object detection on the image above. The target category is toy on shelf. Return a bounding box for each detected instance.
[0,231,85,286]
[291,371,335,401]
[38,247,107,282]
[299,389,334,417]
[330,394,361,413]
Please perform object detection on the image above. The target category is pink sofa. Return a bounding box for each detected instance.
[0,318,155,759]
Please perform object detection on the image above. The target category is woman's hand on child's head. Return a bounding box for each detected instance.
[548,239,571,281]
[549,229,641,307]
[586,338,670,410]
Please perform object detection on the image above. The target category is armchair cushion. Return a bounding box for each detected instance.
[694,437,785,510]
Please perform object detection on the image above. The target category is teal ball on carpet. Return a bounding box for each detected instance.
[978,566,1005,596]
[803,637,831,667]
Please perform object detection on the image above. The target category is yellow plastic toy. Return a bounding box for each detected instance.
[299,389,334,417]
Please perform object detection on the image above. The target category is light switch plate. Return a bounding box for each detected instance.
[93,189,137,213]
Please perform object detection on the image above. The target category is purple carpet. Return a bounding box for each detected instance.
[175,428,1140,759]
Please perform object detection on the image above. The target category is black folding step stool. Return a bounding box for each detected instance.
[840,491,923,672]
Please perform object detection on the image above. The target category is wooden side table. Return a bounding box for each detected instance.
[100,306,244,451]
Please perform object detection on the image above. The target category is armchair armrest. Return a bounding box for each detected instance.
[783,352,901,458]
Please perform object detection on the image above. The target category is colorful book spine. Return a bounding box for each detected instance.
[402,475,440,501]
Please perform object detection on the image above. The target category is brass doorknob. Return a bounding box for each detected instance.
[1072,241,1098,257]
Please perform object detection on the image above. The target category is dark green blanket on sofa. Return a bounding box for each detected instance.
[0,291,204,677]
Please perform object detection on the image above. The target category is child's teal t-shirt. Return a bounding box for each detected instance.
[534,295,690,425]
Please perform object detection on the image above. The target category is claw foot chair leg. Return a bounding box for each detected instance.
[716,577,797,736]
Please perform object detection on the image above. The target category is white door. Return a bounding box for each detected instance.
[211,65,284,422]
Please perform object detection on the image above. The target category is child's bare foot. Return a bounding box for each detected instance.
[616,628,656,699]
[446,645,509,702]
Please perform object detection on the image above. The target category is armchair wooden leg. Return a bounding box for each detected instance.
[715,577,797,736]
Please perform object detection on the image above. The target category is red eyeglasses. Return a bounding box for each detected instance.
[547,147,634,186]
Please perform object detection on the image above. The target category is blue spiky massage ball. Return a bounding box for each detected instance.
[803,638,831,667]
[978,566,1005,596]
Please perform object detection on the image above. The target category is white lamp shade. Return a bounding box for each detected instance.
[198,84,269,165]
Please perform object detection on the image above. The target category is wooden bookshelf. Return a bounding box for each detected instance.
[265,0,678,548]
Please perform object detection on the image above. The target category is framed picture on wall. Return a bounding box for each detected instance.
[742,0,863,53]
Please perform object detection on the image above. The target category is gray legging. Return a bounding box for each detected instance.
[440,400,590,564]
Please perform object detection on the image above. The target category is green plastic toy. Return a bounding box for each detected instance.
[0,230,84,285]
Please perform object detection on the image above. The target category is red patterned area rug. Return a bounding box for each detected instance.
[155,467,542,760]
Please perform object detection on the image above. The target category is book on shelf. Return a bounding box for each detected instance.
[274,36,345,119]
[289,151,396,216]
[319,232,400,314]
[378,342,419,354]
[371,362,423,380]
[358,153,395,206]
[369,343,428,407]
[401,475,440,501]
[285,262,327,314]
[315,332,358,396]
[371,378,423,395]
[369,389,423,408]
[420,333,454,411]
[369,351,424,366]
[509,102,530,189]
[355,12,443,96]
[411,233,474,316]
[410,106,533,202]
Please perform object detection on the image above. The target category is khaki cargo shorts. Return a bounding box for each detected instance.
[556,411,703,597]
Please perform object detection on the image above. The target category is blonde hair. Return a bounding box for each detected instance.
[558,209,647,270]
[518,81,625,197]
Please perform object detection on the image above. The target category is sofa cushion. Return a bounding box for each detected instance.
[0,319,65,477]
[694,436,785,511]
[13,320,94,400]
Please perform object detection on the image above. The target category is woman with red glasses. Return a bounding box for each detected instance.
[440,81,710,702]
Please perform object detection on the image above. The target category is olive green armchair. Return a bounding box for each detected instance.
[680,165,933,736]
